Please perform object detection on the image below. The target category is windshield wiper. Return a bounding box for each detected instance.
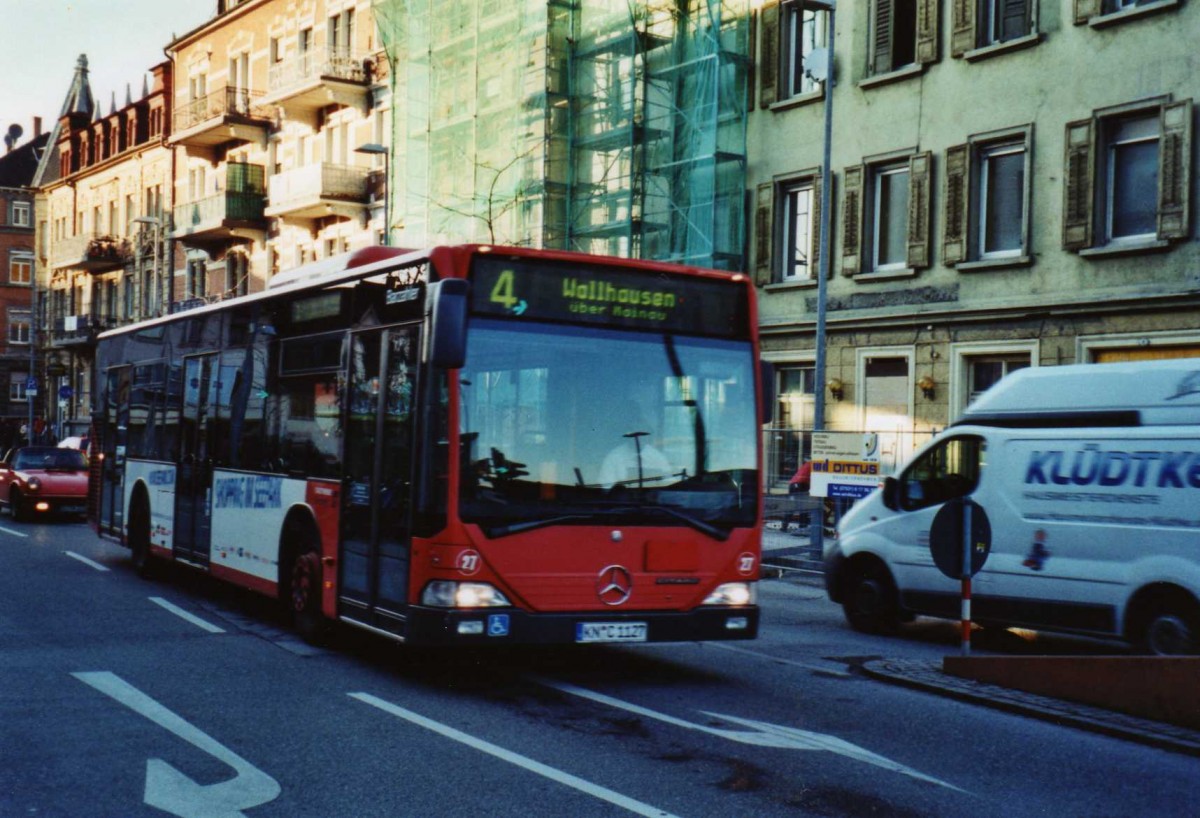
[482,504,730,541]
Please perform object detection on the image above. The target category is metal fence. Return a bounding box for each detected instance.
[761,427,938,569]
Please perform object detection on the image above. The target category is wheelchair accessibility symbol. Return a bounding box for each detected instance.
[487,614,510,637]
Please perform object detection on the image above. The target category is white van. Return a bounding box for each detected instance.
[825,358,1200,655]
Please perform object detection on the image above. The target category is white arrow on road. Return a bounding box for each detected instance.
[536,677,965,793]
[74,671,280,818]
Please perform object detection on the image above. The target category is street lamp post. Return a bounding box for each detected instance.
[355,142,389,246]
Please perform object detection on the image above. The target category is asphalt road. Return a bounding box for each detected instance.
[1,517,1196,817]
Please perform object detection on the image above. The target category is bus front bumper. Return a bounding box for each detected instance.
[404,605,760,646]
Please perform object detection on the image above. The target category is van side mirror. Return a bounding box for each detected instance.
[427,278,469,369]
[880,476,899,511]
[759,360,775,425]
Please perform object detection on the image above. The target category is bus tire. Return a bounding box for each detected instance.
[128,491,156,579]
[282,525,326,644]
[1129,586,1200,656]
[842,558,901,635]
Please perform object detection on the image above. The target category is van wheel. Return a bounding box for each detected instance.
[842,561,901,634]
[1140,607,1199,656]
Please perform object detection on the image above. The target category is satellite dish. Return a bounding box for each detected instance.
[805,48,830,83]
[3,123,22,151]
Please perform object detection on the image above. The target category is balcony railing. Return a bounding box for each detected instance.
[173,192,267,236]
[267,49,367,95]
[173,87,270,134]
[50,313,113,346]
[266,163,369,218]
[51,234,130,270]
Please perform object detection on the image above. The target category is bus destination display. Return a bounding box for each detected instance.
[471,257,748,337]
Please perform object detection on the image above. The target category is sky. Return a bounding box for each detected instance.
[0,1,213,144]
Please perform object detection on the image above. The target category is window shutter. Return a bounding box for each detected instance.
[1157,99,1192,241]
[1073,0,1101,25]
[951,0,976,57]
[1062,119,1095,251]
[841,165,864,276]
[1001,0,1031,42]
[811,173,824,276]
[760,2,780,109]
[872,0,894,76]
[916,0,940,64]
[1075,0,1099,24]
[755,181,775,285]
[907,151,932,269]
[943,144,969,266]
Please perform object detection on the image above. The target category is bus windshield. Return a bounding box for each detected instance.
[459,318,758,537]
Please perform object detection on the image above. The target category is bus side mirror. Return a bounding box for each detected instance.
[427,278,469,369]
[759,360,775,425]
[880,476,899,511]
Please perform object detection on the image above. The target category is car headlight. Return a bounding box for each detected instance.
[420,580,511,608]
[26,477,41,492]
[702,582,756,606]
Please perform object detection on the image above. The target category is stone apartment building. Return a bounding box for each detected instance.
[29,0,389,438]
[0,121,48,441]
[748,0,1197,480]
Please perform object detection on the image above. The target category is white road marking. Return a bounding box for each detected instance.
[73,671,280,818]
[65,551,110,572]
[0,524,28,538]
[703,642,852,677]
[350,692,680,818]
[535,677,965,793]
[149,597,226,634]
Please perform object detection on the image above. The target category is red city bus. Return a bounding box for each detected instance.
[91,245,767,645]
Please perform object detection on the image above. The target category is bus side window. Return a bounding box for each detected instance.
[899,436,984,512]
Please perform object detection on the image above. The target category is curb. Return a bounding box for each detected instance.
[862,658,1200,758]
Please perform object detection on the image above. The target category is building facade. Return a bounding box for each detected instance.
[748,0,1197,482]
[0,121,48,444]
[167,0,390,287]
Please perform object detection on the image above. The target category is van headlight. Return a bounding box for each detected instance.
[702,582,755,606]
[421,580,511,608]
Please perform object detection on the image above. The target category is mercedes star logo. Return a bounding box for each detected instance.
[596,564,633,606]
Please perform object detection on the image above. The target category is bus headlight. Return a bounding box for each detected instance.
[26,477,41,492]
[421,581,511,608]
[702,582,755,606]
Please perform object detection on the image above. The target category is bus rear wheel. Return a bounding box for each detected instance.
[128,494,156,579]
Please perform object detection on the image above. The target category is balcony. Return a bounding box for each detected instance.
[263,50,370,117]
[170,87,271,149]
[172,164,268,244]
[265,163,369,220]
[50,314,110,348]
[51,234,129,271]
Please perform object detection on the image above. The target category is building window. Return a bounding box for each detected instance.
[187,258,207,300]
[943,127,1031,266]
[781,181,816,281]
[772,364,815,484]
[868,0,939,77]
[1063,98,1192,252]
[11,201,31,227]
[841,153,932,275]
[9,310,30,345]
[9,372,29,403]
[784,2,828,98]
[967,355,1029,405]
[753,173,823,285]
[226,252,249,297]
[10,253,32,285]
[953,0,1036,56]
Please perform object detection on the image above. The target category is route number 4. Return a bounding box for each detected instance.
[490,269,518,310]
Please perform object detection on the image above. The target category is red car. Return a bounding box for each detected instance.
[0,446,89,521]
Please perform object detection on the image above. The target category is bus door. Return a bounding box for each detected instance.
[98,366,130,535]
[339,324,420,631]
[174,353,217,564]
